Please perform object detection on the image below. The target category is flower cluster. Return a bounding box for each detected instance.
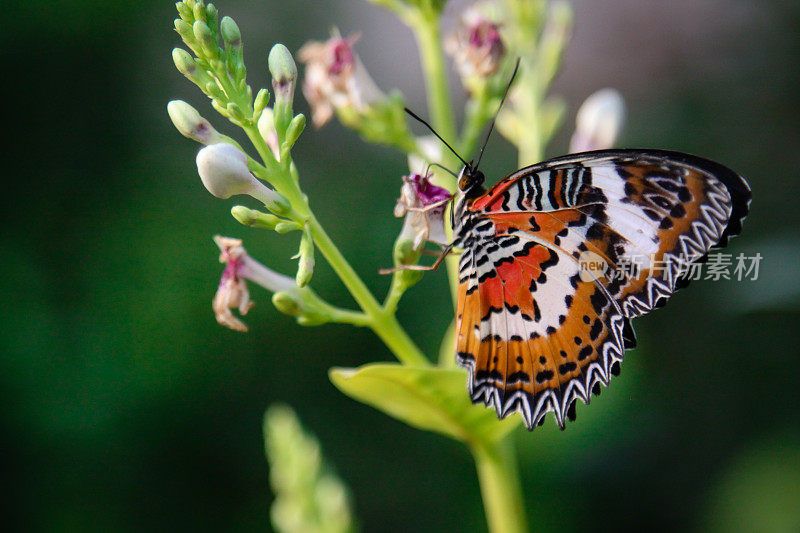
[168,0,627,333]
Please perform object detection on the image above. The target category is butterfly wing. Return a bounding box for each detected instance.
[455,149,751,429]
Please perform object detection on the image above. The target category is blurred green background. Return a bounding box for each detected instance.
[3,0,799,531]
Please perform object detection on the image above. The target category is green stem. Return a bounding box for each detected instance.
[240,119,429,367]
[471,438,529,533]
[412,13,456,145]
[458,85,492,158]
[311,299,370,327]
[410,9,461,311]
[307,217,430,367]
[243,126,297,201]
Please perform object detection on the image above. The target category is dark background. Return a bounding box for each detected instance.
[3,0,799,531]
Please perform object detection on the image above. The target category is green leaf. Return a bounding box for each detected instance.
[330,363,519,444]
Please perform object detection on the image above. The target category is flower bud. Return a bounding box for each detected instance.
[192,1,206,22]
[220,16,242,49]
[172,47,197,77]
[204,81,225,100]
[167,100,224,145]
[269,44,298,139]
[174,19,195,44]
[176,3,192,21]
[569,88,625,152]
[254,88,270,115]
[257,108,281,160]
[269,43,298,101]
[272,291,301,316]
[193,20,218,58]
[284,114,306,150]
[205,3,219,29]
[226,101,244,121]
[196,143,290,214]
[231,205,283,229]
[295,228,315,288]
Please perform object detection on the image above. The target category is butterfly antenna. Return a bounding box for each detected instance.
[424,162,458,178]
[474,58,521,170]
[404,107,470,168]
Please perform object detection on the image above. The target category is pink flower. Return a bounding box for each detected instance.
[213,236,297,332]
[446,5,505,81]
[394,173,452,250]
[298,33,385,128]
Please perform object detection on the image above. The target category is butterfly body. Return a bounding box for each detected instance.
[451,149,751,430]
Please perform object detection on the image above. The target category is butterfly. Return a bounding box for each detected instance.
[448,149,751,430]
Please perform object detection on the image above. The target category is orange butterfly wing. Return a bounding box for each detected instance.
[454,150,750,429]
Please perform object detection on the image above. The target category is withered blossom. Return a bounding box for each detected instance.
[298,33,385,128]
[446,5,505,81]
[213,236,297,332]
[395,173,452,251]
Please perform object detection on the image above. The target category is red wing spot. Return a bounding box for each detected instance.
[472,178,517,211]
[479,275,504,311]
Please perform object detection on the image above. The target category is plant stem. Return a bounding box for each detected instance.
[471,438,529,533]
[306,217,430,367]
[458,85,492,158]
[411,9,461,309]
[241,120,429,367]
[412,13,456,146]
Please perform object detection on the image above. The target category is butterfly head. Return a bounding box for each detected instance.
[457,162,485,195]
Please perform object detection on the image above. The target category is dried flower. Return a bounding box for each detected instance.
[298,33,385,128]
[213,236,297,332]
[395,173,452,251]
[569,88,626,152]
[446,4,505,82]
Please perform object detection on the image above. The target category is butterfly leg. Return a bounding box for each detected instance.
[378,244,453,275]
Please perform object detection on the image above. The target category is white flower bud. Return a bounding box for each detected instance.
[269,43,298,100]
[196,143,289,213]
[197,143,252,197]
[257,108,281,160]
[167,100,224,145]
[570,88,626,153]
